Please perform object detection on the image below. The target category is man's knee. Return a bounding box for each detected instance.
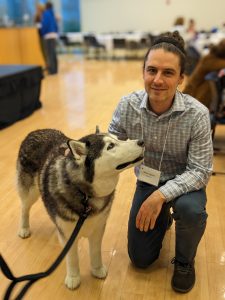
[172,193,207,226]
[128,236,160,268]
[128,245,159,268]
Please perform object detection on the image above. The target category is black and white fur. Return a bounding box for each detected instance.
[17,128,144,289]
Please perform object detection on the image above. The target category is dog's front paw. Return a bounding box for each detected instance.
[91,265,107,279]
[65,275,81,290]
[18,228,31,239]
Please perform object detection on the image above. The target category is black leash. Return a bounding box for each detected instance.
[0,196,91,300]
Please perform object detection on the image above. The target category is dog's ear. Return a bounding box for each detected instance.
[67,140,87,160]
[95,125,100,134]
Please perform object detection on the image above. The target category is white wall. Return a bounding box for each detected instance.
[80,0,225,33]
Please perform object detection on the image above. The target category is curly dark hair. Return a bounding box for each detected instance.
[143,31,186,74]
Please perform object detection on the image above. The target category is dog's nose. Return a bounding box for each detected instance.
[137,140,144,147]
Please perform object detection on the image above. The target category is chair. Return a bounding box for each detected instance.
[58,34,82,54]
[112,38,127,59]
[83,35,105,59]
[136,37,151,59]
[126,40,139,59]
[58,34,71,53]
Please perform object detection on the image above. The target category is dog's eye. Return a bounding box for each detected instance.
[107,143,115,150]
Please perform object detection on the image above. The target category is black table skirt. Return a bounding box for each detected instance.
[0,65,44,129]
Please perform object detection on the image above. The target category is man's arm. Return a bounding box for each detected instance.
[136,111,213,231]
[159,112,213,202]
[108,98,128,140]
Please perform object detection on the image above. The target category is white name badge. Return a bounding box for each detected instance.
[138,165,161,186]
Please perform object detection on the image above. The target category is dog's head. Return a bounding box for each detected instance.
[67,127,144,183]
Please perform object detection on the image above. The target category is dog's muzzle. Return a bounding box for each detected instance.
[116,155,144,170]
[116,139,144,170]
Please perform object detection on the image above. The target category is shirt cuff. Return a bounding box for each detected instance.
[158,183,180,202]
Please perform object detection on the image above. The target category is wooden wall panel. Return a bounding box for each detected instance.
[0,28,21,64]
[19,27,45,67]
[0,27,45,67]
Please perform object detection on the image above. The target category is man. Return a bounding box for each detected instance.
[108,31,213,293]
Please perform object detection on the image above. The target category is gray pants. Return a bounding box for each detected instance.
[128,180,208,268]
[43,38,58,74]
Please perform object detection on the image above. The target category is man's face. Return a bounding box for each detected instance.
[143,49,184,109]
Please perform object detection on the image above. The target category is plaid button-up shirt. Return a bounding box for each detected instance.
[108,90,213,202]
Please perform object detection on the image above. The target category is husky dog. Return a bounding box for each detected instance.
[17,128,144,289]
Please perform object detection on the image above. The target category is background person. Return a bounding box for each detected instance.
[34,3,46,65]
[40,1,58,75]
[186,18,196,35]
[34,3,44,34]
[171,16,185,37]
[108,31,213,294]
[183,39,225,109]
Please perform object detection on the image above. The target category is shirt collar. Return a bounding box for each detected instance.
[171,90,186,112]
[140,92,149,109]
[140,90,186,116]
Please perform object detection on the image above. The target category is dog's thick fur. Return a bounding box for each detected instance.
[17,128,144,289]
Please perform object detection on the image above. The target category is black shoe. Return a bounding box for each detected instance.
[171,258,195,293]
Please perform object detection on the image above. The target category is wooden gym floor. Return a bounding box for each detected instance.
[0,55,225,299]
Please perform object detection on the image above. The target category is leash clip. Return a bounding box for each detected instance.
[81,194,92,218]
[82,205,92,218]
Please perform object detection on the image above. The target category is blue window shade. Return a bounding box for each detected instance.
[0,0,81,31]
[7,0,22,25]
[0,0,7,23]
[61,0,80,32]
[0,0,35,26]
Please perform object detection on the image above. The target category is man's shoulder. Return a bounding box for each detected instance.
[182,92,209,115]
[121,90,146,107]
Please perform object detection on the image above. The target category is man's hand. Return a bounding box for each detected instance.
[136,190,166,231]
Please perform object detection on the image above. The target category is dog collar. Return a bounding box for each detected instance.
[79,189,92,218]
